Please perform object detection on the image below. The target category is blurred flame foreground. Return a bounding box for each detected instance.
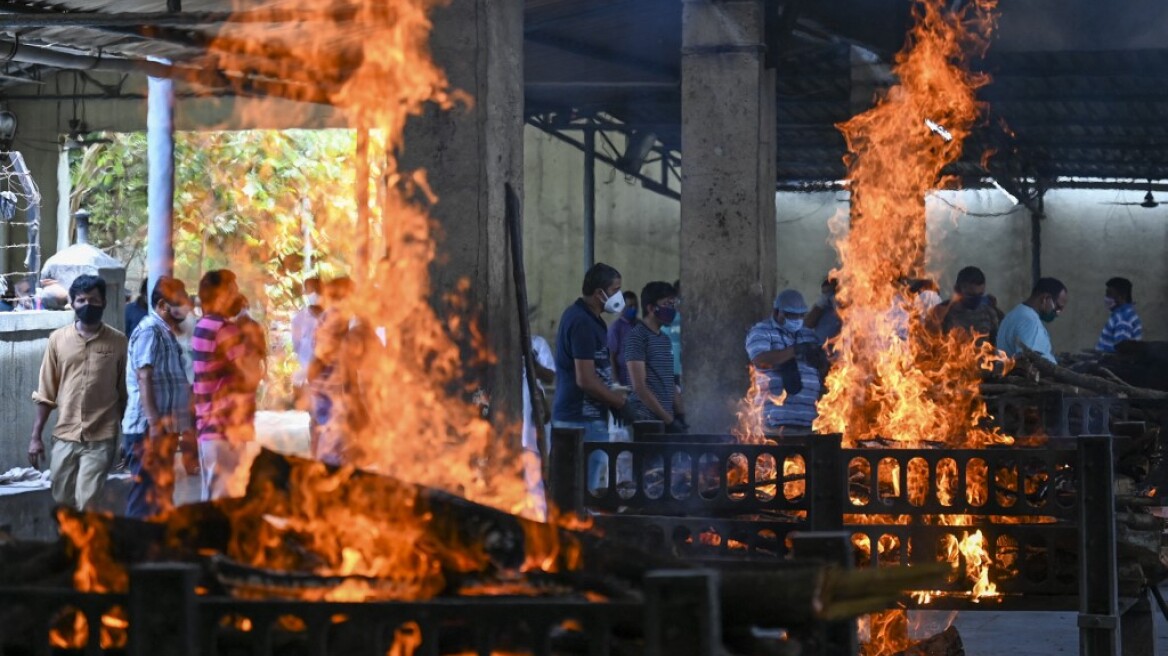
[55,0,573,649]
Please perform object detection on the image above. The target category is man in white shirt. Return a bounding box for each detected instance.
[996,277,1068,364]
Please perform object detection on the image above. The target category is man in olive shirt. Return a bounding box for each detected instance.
[28,274,128,510]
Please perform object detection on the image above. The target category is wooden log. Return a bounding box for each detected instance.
[894,626,964,656]
[1116,511,1163,531]
[1017,350,1168,400]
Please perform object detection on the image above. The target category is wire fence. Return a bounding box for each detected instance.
[0,150,42,301]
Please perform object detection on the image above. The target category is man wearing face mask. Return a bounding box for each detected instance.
[123,276,197,518]
[929,266,1004,344]
[553,263,634,490]
[606,290,639,386]
[995,277,1068,364]
[625,281,686,432]
[28,275,127,510]
[745,289,825,434]
[1097,277,1142,353]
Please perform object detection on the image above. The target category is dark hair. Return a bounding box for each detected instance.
[582,263,621,296]
[1031,277,1066,299]
[622,290,637,302]
[151,276,188,308]
[68,274,106,303]
[954,266,986,290]
[136,278,148,309]
[198,269,238,315]
[304,277,322,294]
[640,281,677,313]
[324,276,354,301]
[1105,277,1133,303]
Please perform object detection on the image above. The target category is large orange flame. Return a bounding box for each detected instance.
[813,0,1006,449]
[201,0,526,510]
[810,0,1004,650]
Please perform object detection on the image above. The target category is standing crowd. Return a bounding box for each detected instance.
[28,271,265,517]
[21,261,1147,517]
[547,263,1146,448]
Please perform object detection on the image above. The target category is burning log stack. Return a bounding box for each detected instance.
[0,448,952,656]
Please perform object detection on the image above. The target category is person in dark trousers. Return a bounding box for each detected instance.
[122,276,197,518]
[552,263,634,490]
[29,275,127,510]
[624,281,686,433]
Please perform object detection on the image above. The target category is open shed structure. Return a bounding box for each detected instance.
[2,0,1168,430]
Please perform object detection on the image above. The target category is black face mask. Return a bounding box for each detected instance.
[75,303,105,326]
[961,294,984,310]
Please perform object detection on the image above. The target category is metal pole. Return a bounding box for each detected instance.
[1030,193,1044,288]
[1077,435,1118,656]
[146,56,175,295]
[583,125,596,272]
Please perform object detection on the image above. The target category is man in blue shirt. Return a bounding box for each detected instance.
[553,263,634,490]
[745,289,825,434]
[1097,277,1143,353]
[996,277,1067,364]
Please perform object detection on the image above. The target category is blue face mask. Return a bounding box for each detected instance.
[621,306,637,321]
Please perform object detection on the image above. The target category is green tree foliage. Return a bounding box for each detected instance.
[70,128,356,311]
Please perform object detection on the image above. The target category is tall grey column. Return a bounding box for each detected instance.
[402,1,523,432]
[146,57,175,293]
[680,0,777,432]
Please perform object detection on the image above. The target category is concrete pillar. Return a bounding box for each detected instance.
[680,0,777,432]
[401,1,523,433]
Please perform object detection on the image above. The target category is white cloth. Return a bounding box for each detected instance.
[521,336,555,452]
[520,335,555,521]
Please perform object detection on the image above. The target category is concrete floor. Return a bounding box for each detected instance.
[915,599,1168,654]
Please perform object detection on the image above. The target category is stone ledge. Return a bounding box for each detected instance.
[0,310,74,334]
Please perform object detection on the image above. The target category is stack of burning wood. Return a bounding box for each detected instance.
[982,346,1168,606]
[0,449,952,656]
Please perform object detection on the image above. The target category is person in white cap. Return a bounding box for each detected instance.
[745,289,826,435]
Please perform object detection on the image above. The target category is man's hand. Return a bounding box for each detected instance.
[148,416,176,438]
[615,395,637,425]
[178,434,200,476]
[27,436,44,467]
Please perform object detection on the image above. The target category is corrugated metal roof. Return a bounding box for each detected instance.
[3,0,1168,185]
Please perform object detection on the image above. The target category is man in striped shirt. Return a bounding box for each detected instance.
[745,289,825,434]
[625,281,686,432]
[1097,277,1143,353]
[192,270,263,500]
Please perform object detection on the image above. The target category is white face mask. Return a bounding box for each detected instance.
[306,292,321,307]
[601,289,626,315]
[784,318,804,332]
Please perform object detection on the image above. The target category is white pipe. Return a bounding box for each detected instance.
[146,56,175,297]
[56,144,71,253]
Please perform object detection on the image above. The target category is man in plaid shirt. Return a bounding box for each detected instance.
[122,276,196,519]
